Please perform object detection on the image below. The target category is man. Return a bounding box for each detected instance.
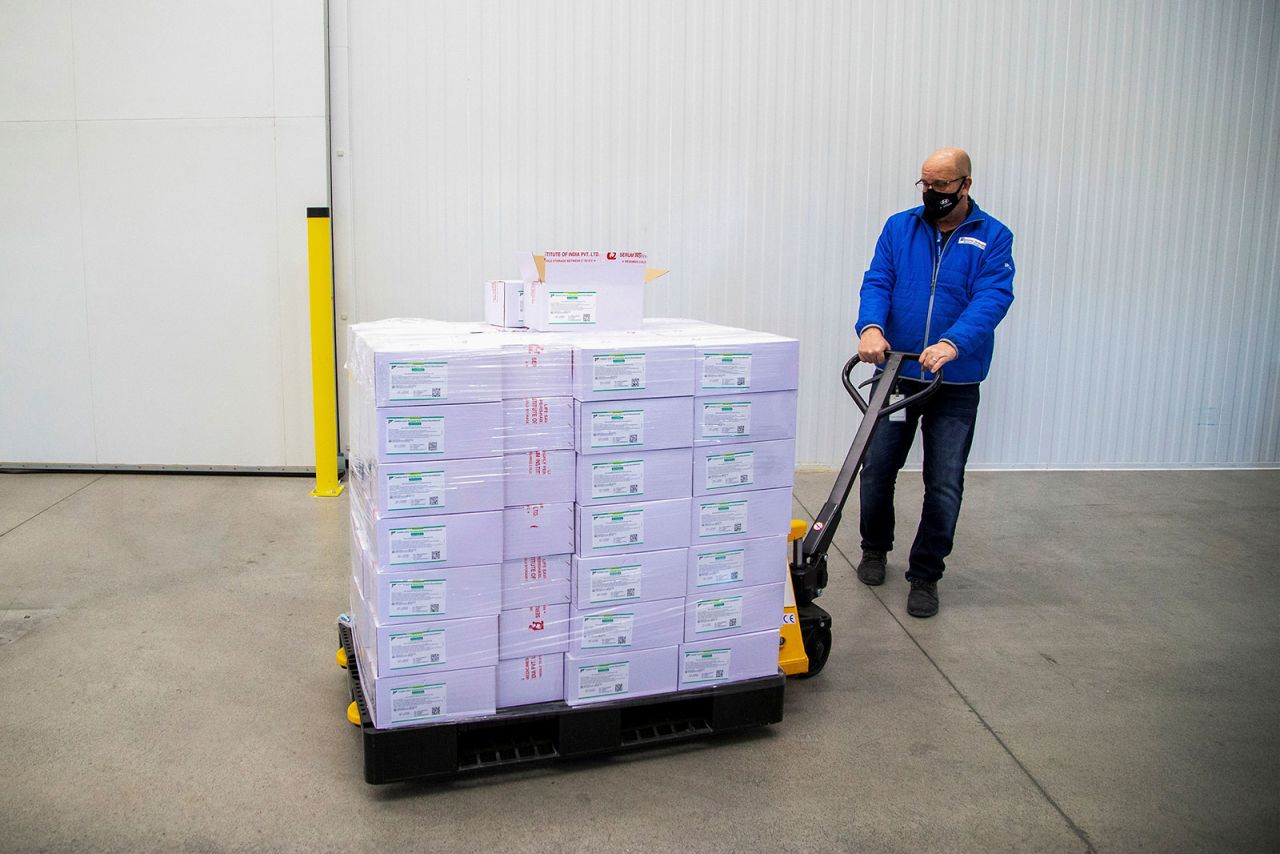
[854,147,1015,618]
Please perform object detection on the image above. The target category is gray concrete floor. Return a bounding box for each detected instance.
[0,469,1277,852]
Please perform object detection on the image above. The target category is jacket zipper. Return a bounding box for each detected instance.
[921,213,984,352]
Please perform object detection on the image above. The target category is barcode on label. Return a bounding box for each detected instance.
[431,550,442,560]
[628,534,638,542]
[431,705,441,715]
[733,524,742,532]
[584,313,593,321]
[630,379,640,387]
[431,387,443,397]
[428,441,439,451]
[736,378,745,386]
[626,588,636,596]
[629,434,638,442]
[614,682,624,692]
[429,604,439,613]
[716,669,725,677]
[429,496,440,505]
[736,426,745,434]
[616,635,627,644]
[629,484,639,493]
[429,653,441,662]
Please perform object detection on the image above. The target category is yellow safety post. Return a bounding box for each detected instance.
[307,207,344,497]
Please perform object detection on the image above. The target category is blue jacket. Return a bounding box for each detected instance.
[856,198,1015,384]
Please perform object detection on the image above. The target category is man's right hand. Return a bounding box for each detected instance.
[858,327,890,365]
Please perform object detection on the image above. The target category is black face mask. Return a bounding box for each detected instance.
[922,185,964,222]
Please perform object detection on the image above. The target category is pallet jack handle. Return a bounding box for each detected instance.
[790,351,943,602]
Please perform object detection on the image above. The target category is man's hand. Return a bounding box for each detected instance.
[858,328,890,365]
[919,341,957,375]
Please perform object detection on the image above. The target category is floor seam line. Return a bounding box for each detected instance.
[792,489,1096,853]
[0,475,107,540]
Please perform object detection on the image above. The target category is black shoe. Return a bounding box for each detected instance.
[907,580,939,618]
[856,550,887,586]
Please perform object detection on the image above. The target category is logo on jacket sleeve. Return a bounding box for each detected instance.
[957,236,987,250]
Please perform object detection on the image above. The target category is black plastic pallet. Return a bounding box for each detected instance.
[339,622,785,784]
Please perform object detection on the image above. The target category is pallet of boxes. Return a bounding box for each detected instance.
[341,251,800,783]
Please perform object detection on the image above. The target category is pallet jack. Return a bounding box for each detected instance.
[777,351,942,677]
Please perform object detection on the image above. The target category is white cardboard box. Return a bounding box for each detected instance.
[357,456,505,518]
[348,322,505,407]
[497,654,565,708]
[687,535,787,595]
[571,339,695,401]
[362,562,501,624]
[358,605,499,678]
[499,602,571,659]
[502,339,574,398]
[356,401,504,463]
[678,628,781,689]
[575,448,693,506]
[525,281,645,333]
[691,488,793,545]
[693,439,796,497]
[572,547,689,608]
[576,497,692,556]
[694,390,798,447]
[501,554,572,609]
[359,662,497,728]
[504,450,576,506]
[502,397,575,452]
[564,645,678,707]
[568,596,686,655]
[353,495,504,571]
[653,326,800,395]
[503,502,575,560]
[684,582,784,642]
[574,396,695,454]
[484,279,526,328]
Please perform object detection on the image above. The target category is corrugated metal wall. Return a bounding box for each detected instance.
[334,0,1279,468]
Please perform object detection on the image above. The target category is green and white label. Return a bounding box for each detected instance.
[704,450,754,491]
[388,627,447,670]
[701,353,752,389]
[387,578,447,618]
[701,401,751,438]
[591,459,644,499]
[389,682,447,723]
[385,414,445,455]
[695,548,746,587]
[591,509,644,549]
[590,410,645,448]
[699,501,748,538]
[592,353,646,392]
[388,525,448,565]
[386,470,446,511]
[589,565,643,604]
[683,649,732,683]
[548,291,597,325]
[581,612,636,649]
[578,660,630,699]
[695,596,744,633]
[388,361,448,401]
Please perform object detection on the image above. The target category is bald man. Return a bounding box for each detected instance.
[854,148,1015,617]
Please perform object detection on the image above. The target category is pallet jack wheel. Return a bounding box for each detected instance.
[799,624,832,678]
[347,701,361,726]
[336,647,348,669]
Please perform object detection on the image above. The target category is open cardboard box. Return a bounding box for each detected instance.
[519,251,670,332]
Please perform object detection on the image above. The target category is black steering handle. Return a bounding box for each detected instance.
[841,350,944,416]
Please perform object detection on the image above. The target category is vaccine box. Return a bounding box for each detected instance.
[484,279,526,328]
[358,401,504,463]
[497,654,565,708]
[684,581,785,642]
[503,397,575,452]
[503,502,575,560]
[687,535,787,595]
[692,488,793,545]
[348,322,505,407]
[694,390,798,446]
[575,448,693,506]
[689,333,800,395]
[499,602,571,659]
[502,340,574,399]
[360,456,505,518]
[568,596,685,655]
[574,396,695,454]
[572,548,689,608]
[678,629,781,689]
[362,562,501,624]
[360,664,497,729]
[353,496,503,571]
[564,645,679,707]
[358,605,499,678]
[504,450,576,506]
[501,554,572,609]
[524,281,644,333]
[571,341,695,401]
[693,439,796,496]
[576,497,692,556]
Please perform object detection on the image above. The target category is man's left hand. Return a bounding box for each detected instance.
[919,342,957,375]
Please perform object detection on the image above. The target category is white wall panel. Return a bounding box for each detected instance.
[0,0,76,122]
[338,0,1279,467]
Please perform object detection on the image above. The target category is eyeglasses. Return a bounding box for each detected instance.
[915,176,968,192]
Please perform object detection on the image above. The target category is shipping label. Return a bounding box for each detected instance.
[389,682,447,723]
[388,525,448,565]
[683,649,733,683]
[388,627,447,670]
[695,548,746,587]
[701,353,752,389]
[577,660,630,699]
[695,596,745,634]
[385,414,445,455]
[591,353,646,392]
[385,470,447,511]
[698,501,748,538]
[591,509,644,550]
[590,409,645,448]
[701,401,752,438]
[387,578,447,618]
[580,612,636,649]
[548,291,598,325]
[704,450,754,491]
[589,565,643,604]
[388,361,448,401]
[591,459,645,499]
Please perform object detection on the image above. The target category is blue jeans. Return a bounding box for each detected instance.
[859,378,980,584]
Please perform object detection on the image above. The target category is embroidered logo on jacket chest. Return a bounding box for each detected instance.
[957,236,986,250]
